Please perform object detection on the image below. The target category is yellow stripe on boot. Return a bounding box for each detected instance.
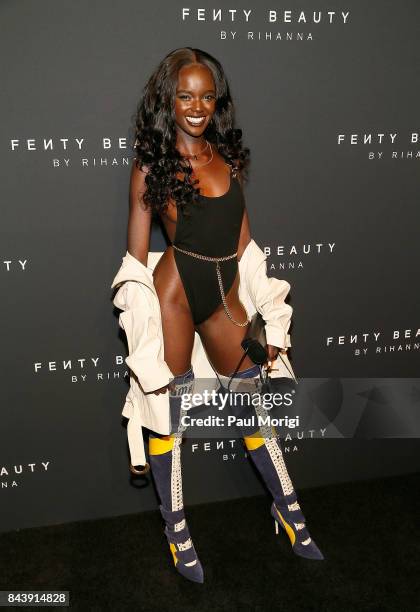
[149,435,175,455]
[169,542,178,566]
[275,506,296,546]
[243,431,265,451]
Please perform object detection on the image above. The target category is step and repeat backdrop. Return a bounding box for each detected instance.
[1,0,419,533]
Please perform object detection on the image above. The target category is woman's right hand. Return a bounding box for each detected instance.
[153,382,174,395]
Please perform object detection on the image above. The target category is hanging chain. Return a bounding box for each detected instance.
[172,245,250,326]
[215,260,249,326]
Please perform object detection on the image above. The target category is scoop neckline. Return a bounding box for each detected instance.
[197,168,234,200]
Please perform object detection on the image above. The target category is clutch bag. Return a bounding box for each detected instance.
[241,311,298,386]
[241,312,268,365]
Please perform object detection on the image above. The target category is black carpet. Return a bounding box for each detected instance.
[1,472,419,611]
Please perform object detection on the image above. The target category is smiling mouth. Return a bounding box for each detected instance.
[185,116,207,126]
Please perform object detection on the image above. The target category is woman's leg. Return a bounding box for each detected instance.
[198,307,324,561]
[147,297,204,581]
[150,256,196,510]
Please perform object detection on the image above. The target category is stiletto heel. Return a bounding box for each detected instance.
[270,493,324,560]
[159,505,204,583]
[274,516,286,535]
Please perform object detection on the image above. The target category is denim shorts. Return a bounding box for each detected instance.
[214,362,261,394]
[169,365,195,398]
[229,363,261,379]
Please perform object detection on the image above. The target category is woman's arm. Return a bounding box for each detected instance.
[125,160,172,394]
[127,159,153,265]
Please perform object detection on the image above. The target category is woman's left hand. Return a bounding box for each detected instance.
[266,344,287,367]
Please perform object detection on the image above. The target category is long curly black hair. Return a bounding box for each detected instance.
[132,47,250,218]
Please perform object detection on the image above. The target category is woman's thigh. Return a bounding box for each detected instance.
[196,271,256,376]
[153,249,195,375]
[160,302,195,374]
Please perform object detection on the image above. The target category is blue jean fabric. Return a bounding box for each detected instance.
[228,363,261,379]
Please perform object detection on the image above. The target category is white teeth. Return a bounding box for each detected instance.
[186,116,205,124]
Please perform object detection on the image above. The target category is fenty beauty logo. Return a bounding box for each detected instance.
[181,8,350,41]
[9,138,132,168]
[337,132,420,160]
[189,431,327,461]
[181,8,350,24]
[1,461,50,490]
[33,355,129,382]
[263,242,336,270]
[327,327,420,354]
[10,138,128,152]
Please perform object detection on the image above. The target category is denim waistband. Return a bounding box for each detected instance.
[228,363,261,379]
[170,363,261,395]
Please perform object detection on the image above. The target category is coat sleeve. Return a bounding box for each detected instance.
[114,281,173,393]
[244,242,293,350]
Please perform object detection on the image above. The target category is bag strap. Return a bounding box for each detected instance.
[278,352,299,385]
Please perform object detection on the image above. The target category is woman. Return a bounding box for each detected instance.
[126,47,324,583]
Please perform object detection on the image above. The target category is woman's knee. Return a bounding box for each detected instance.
[169,365,195,394]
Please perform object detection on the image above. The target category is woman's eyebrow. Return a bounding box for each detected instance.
[176,89,216,94]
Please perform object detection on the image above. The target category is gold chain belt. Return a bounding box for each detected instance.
[172,244,249,327]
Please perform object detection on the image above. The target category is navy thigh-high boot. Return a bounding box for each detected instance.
[218,363,324,561]
[148,366,204,583]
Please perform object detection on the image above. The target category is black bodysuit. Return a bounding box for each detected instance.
[171,165,245,325]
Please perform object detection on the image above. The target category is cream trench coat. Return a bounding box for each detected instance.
[111,238,296,467]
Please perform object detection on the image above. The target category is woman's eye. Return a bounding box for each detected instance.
[178,94,215,101]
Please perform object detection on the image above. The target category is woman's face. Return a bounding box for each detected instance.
[174,63,216,137]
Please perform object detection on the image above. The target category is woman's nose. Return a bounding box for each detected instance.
[191,99,204,112]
